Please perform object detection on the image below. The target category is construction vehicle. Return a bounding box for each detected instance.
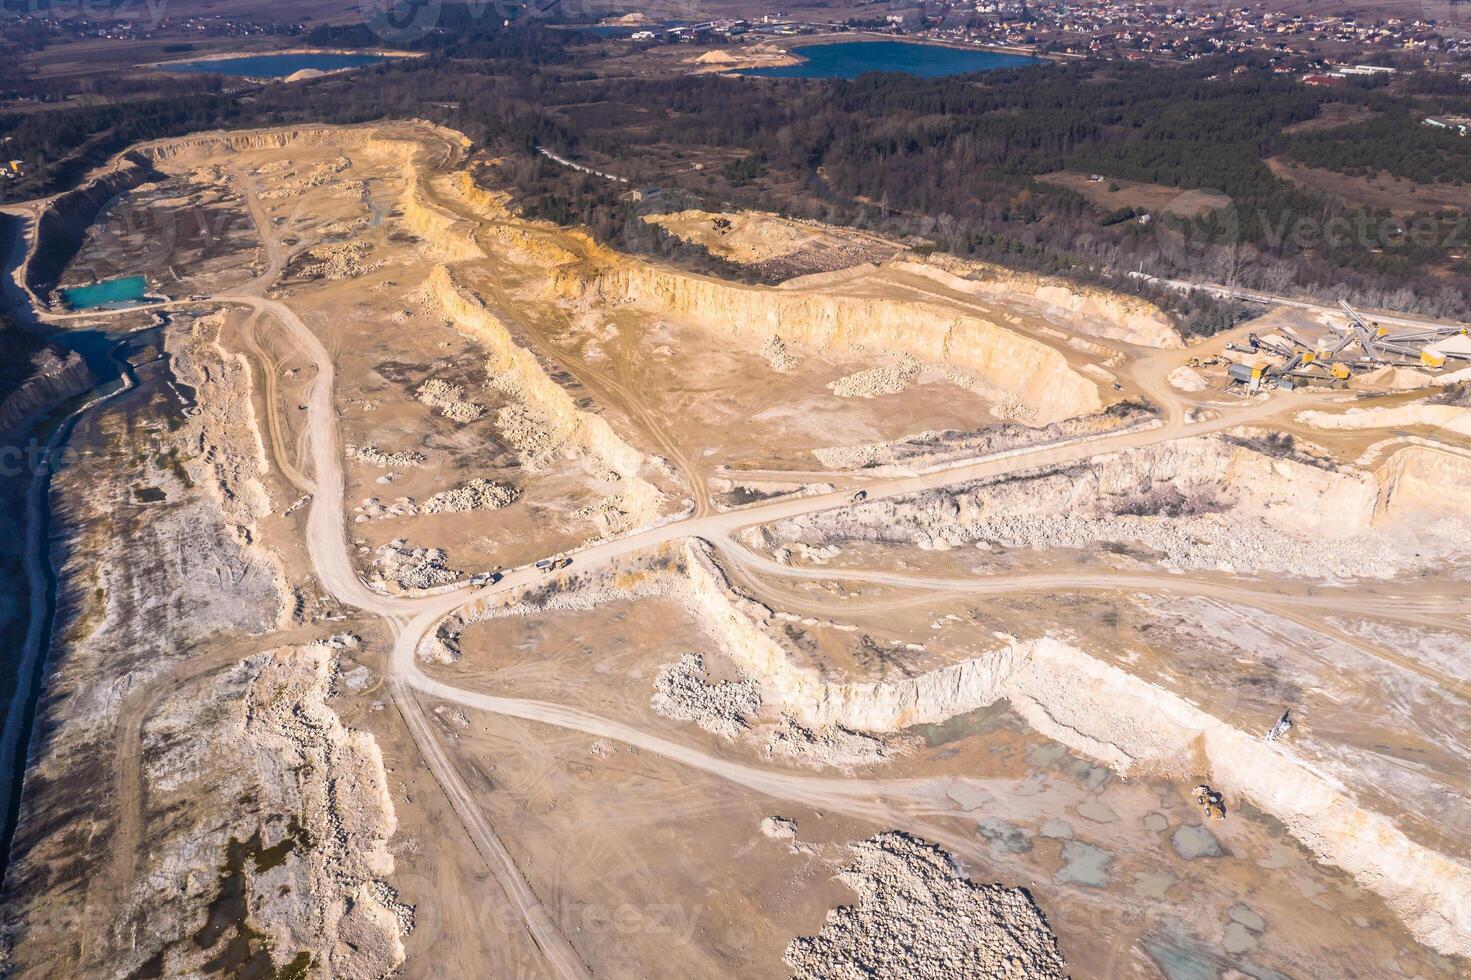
[1193,784,1227,820]
[850,489,868,503]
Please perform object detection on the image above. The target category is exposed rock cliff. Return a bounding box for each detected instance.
[0,332,93,434]
[399,163,484,262]
[554,261,1102,425]
[908,254,1184,350]
[427,265,665,532]
[24,154,161,304]
[678,540,1471,959]
[759,434,1437,579]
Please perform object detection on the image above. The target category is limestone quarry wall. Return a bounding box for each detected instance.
[1003,637,1471,959]
[768,435,1380,545]
[681,539,1015,730]
[1375,445,1471,520]
[912,254,1184,350]
[25,153,161,303]
[0,342,93,435]
[144,126,353,162]
[427,264,647,481]
[400,163,484,262]
[678,539,1471,959]
[556,262,1102,425]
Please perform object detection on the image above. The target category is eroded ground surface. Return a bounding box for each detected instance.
[1,121,1468,980]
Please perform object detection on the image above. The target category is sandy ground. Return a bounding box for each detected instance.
[2,120,1469,980]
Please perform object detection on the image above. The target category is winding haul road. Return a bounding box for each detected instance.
[12,149,1470,977]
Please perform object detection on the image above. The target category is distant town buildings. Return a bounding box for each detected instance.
[659,1,1471,70]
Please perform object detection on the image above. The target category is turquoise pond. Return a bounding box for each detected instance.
[740,40,1038,79]
[163,53,387,78]
[61,275,148,310]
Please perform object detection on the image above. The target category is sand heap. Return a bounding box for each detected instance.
[785,832,1068,980]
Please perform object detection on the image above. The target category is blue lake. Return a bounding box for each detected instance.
[163,53,387,78]
[61,275,147,310]
[740,40,1039,79]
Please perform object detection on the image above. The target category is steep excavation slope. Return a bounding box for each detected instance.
[682,541,1471,960]
[399,161,484,262]
[757,433,1457,579]
[553,261,1103,425]
[426,265,666,530]
[1376,445,1471,520]
[898,254,1184,350]
[421,536,1471,959]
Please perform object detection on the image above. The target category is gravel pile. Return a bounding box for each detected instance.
[417,379,485,423]
[421,478,519,514]
[495,404,571,467]
[970,511,1405,579]
[372,539,460,590]
[347,444,427,468]
[650,654,761,738]
[768,716,890,769]
[827,355,921,398]
[762,335,801,371]
[785,832,1068,980]
[295,241,381,281]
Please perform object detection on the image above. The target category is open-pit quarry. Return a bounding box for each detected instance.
[0,120,1467,979]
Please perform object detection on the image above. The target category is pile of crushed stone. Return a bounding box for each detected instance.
[651,654,760,738]
[827,355,921,398]
[347,444,427,468]
[422,478,519,514]
[294,241,381,281]
[372,539,460,590]
[417,379,485,423]
[768,716,891,769]
[762,335,801,371]
[785,832,1068,980]
[495,404,572,467]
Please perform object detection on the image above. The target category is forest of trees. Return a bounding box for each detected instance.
[6,22,1471,321]
[1287,112,1471,185]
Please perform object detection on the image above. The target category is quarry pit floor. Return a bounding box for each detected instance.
[6,121,1470,979]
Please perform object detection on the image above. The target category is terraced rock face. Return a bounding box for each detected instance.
[7,120,1469,980]
[554,258,1104,425]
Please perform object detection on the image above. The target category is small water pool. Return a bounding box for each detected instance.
[60,275,148,311]
[162,52,387,78]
